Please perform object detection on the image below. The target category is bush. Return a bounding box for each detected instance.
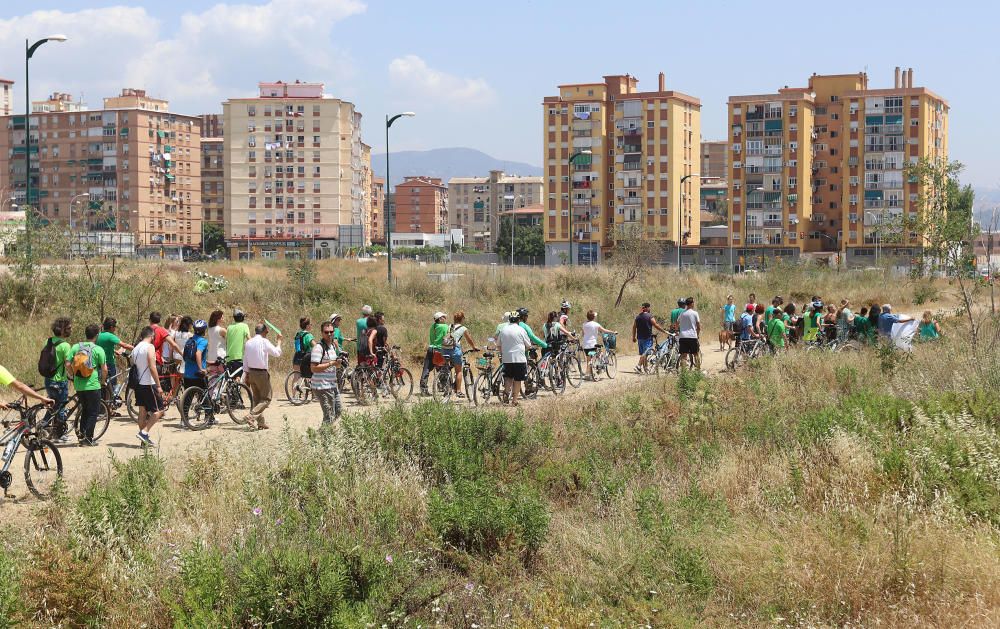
[77,451,168,546]
[912,281,940,305]
[0,548,22,626]
[428,479,549,560]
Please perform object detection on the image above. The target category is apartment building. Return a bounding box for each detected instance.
[359,142,373,245]
[393,176,448,235]
[700,140,728,180]
[201,137,224,227]
[200,113,223,139]
[0,79,12,116]
[0,88,202,254]
[448,170,542,251]
[32,92,86,113]
[728,69,948,268]
[371,175,385,244]
[222,81,366,251]
[542,72,701,265]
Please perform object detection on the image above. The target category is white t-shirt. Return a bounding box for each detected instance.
[451,324,468,348]
[581,320,602,349]
[678,309,700,339]
[206,325,226,363]
[161,330,175,361]
[174,331,192,361]
[498,323,530,364]
[131,340,157,385]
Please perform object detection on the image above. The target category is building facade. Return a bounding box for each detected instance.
[371,175,385,244]
[222,81,366,253]
[0,88,202,254]
[394,176,449,234]
[448,170,543,251]
[32,92,86,113]
[0,79,12,116]
[201,137,224,227]
[542,73,701,265]
[200,113,223,139]
[700,140,728,180]
[728,69,948,268]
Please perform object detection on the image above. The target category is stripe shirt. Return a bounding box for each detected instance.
[310,341,339,390]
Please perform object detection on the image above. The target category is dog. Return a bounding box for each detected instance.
[718,328,735,352]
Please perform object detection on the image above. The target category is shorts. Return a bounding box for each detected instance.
[584,347,598,356]
[637,337,654,355]
[503,362,527,382]
[678,338,700,355]
[450,346,463,366]
[724,321,735,332]
[134,384,165,412]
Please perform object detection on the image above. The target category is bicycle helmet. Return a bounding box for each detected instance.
[561,300,571,309]
[517,307,529,319]
[677,298,685,307]
[193,319,208,333]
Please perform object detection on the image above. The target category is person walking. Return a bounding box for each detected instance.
[633,302,667,372]
[311,320,343,428]
[243,323,282,430]
[581,310,617,379]
[66,323,108,446]
[205,310,227,367]
[497,312,531,406]
[131,326,164,447]
[721,295,737,333]
[40,317,73,439]
[449,311,480,397]
[419,312,452,396]
[97,317,133,398]
[225,309,251,377]
[677,297,702,371]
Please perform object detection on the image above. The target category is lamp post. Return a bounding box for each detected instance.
[677,173,700,270]
[567,149,592,266]
[864,210,881,266]
[503,193,522,266]
[385,111,415,284]
[24,34,68,265]
[68,192,90,259]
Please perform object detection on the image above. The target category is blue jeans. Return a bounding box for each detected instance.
[45,379,69,424]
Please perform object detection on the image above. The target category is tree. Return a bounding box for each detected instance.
[286,256,317,306]
[203,223,226,256]
[494,218,544,260]
[608,224,664,308]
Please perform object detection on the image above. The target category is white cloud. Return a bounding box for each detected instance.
[0,1,366,114]
[388,54,495,108]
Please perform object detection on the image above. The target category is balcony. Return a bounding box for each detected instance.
[764,145,783,156]
[622,162,642,171]
[572,198,593,207]
[572,180,592,189]
[763,219,783,228]
[622,197,641,206]
[621,144,642,153]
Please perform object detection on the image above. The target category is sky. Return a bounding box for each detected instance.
[1,0,998,187]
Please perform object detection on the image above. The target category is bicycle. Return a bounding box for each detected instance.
[429,349,455,403]
[537,349,566,395]
[284,368,313,406]
[725,337,768,370]
[587,334,618,380]
[351,347,413,405]
[457,349,480,400]
[471,350,509,406]
[125,363,186,420]
[178,360,254,430]
[641,333,679,375]
[556,338,584,388]
[35,389,112,445]
[0,400,63,501]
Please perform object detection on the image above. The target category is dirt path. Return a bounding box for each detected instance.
[2,345,728,517]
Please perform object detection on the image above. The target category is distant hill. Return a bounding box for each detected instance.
[974,186,1000,227]
[371,148,542,189]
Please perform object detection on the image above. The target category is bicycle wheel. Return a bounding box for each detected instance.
[548,365,566,395]
[23,438,63,500]
[836,341,860,353]
[462,366,475,400]
[287,372,311,406]
[523,363,540,399]
[226,383,253,424]
[565,354,583,388]
[284,371,300,403]
[124,386,138,420]
[605,352,618,379]
[389,367,413,401]
[725,347,742,371]
[180,387,212,430]
[90,400,112,442]
[473,372,491,406]
[432,368,452,403]
[352,370,373,405]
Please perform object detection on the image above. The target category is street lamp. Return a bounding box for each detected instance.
[24,34,68,265]
[567,149,592,266]
[503,193,522,266]
[677,173,700,270]
[385,111,415,284]
[69,193,90,259]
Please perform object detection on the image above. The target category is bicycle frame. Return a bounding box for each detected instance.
[0,420,28,477]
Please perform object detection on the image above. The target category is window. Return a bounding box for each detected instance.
[247,105,256,116]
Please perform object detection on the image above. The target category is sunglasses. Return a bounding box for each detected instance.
[322,330,335,334]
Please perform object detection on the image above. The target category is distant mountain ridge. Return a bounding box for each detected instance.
[371,148,542,189]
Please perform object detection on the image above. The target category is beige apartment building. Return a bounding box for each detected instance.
[201,137,224,227]
[728,69,948,268]
[0,88,202,255]
[0,79,12,116]
[371,175,385,244]
[222,81,366,252]
[542,73,701,265]
[700,140,728,180]
[448,170,543,251]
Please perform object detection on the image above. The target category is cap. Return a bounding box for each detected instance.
[433,311,447,320]
[361,305,373,316]
[329,313,342,322]
[517,307,529,317]
[746,305,754,313]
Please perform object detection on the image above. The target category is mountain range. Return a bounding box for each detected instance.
[371,148,542,189]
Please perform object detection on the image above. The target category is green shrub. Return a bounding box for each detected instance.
[677,368,704,400]
[428,479,549,560]
[0,548,22,627]
[670,545,715,596]
[912,281,940,305]
[797,391,911,445]
[77,451,168,546]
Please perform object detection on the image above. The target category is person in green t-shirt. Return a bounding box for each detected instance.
[670,298,686,329]
[96,317,134,398]
[419,312,451,395]
[67,323,108,446]
[225,309,251,375]
[44,317,74,429]
[854,307,874,343]
[328,314,350,352]
[766,315,787,351]
[294,317,316,376]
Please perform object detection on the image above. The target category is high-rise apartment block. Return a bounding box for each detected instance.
[201,137,224,227]
[542,73,701,265]
[728,69,948,266]
[700,140,728,180]
[200,113,223,139]
[371,175,385,244]
[0,79,12,116]
[222,81,366,248]
[0,88,202,254]
[448,170,543,251]
[393,176,448,235]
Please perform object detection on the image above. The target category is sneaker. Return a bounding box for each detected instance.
[56,433,71,444]
[79,439,98,447]
[419,388,431,397]
[137,432,155,447]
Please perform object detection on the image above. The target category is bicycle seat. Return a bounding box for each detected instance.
[466,348,481,354]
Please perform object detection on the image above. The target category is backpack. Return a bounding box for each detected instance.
[293,331,308,365]
[183,336,198,363]
[71,344,96,379]
[441,324,457,349]
[127,361,141,391]
[734,315,746,337]
[38,338,60,379]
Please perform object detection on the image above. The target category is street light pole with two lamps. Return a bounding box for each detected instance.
[677,173,701,270]
[503,193,523,266]
[385,112,415,284]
